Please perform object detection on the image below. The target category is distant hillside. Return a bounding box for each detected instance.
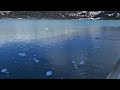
[0,11,120,19]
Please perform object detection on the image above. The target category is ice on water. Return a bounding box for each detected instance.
[46,71,53,76]
[1,68,9,74]
[18,52,26,57]
[72,61,75,63]
[80,60,85,65]
[33,58,39,63]
[35,60,39,63]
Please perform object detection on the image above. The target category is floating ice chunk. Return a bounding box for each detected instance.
[75,66,78,69]
[45,28,49,30]
[33,58,39,63]
[46,71,53,76]
[1,68,9,74]
[35,60,39,63]
[72,61,75,64]
[18,53,26,57]
[80,61,85,65]
[74,64,77,67]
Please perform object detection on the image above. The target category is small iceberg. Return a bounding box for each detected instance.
[72,61,75,64]
[33,58,39,63]
[46,71,53,76]
[35,60,39,63]
[74,64,78,69]
[80,61,85,65]
[18,53,26,57]
[75,66,78,69]
[1,68,9,74]
[74,64,77,67]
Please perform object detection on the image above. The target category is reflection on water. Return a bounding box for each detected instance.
[0,19,120,79]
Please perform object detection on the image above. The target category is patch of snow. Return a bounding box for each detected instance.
[1,68,9,74]
[46,71,53,76]
[0,11,11,15]
[108,14,114,16]
[95,17,101,20]
[117,13,120,17]
[89,11,102,16]
[80,61,85,65]
[18,53,26,57]
[17,18,22,19]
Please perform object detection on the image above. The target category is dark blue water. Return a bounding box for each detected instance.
[0,19,120,79]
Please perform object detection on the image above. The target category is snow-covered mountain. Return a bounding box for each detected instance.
[0,11,120,19]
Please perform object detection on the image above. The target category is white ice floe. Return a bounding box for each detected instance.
[72,61,75,64]
[35,60,39,63]
[80,61,85,65]
[33,58,40,63]
[1,68,9,74]
[74,64,78,69]
[46,71,53,76]
[75,66,78,69]
[74,64,77,67]
[18,53,26,57]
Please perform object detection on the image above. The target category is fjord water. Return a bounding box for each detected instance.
[0,19,120,79]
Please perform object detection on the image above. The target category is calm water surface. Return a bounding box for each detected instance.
[0,19,120,79]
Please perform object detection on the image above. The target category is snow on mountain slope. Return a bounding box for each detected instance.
[0,11,120,19]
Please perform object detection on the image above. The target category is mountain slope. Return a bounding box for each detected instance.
[0,11,120,19]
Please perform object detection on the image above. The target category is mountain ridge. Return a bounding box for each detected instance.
[0,11,120,19]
